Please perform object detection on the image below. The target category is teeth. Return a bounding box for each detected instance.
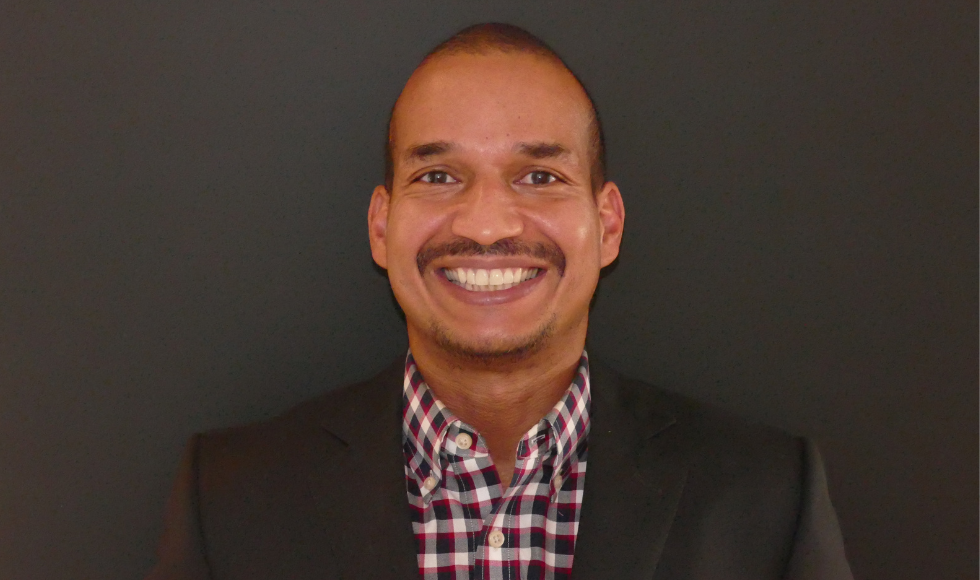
[443,267,542,292]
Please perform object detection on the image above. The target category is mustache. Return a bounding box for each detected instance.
[416,238,566,276]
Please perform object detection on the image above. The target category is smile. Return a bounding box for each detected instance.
[443,267,542,292]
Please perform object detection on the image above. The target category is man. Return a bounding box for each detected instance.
[147,23,853,580]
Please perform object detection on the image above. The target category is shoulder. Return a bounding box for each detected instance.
[592,358,799,440]
[590,358,804,485]
[588,360,851,577]
[194,358,403,484]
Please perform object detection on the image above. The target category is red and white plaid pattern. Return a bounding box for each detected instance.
[402,351,591,580]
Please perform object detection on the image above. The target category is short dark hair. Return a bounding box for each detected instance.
[384,23,606,192]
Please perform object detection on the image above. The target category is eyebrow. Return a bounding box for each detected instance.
[402,140,571,163]
[405,141,453,162]
[516,142,570,159]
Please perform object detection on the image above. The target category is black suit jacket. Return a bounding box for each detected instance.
[146,358,853,579]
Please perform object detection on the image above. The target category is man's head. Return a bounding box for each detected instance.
[368,23,625,364]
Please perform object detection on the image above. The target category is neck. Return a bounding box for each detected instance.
[407,324,586,486]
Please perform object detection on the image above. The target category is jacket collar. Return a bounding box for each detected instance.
[310,356,687,580]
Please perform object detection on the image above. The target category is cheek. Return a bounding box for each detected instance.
[535,205,603,267]
[572,222,594,247]
[387,201,450,268]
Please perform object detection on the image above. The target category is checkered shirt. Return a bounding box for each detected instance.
[401,351,591,580]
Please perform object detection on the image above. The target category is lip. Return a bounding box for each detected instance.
[430,257,552,271]
[432,266,547,305]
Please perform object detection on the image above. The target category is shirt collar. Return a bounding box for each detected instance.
[401,350,591,490]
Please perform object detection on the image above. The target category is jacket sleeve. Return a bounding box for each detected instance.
[782,439,854,580]
[145,435,212,580]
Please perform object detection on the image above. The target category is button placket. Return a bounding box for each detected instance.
[483,510,508,564]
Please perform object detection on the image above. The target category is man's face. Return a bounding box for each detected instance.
[368,52,624,360]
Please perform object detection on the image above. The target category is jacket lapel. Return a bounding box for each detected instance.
[308,359,419,579]
[571,361,688,580]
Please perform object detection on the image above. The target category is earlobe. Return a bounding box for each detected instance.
[367,185,390,269]
[597,182,625,268]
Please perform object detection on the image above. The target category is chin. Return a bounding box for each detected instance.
[428,315,557,364]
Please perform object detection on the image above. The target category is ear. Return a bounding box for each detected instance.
[596,181,625,268]
[367,185,390,269]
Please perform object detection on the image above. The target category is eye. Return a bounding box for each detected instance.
[419,171,458,184]
[519,171,558,185]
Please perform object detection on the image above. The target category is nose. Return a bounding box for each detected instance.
[450,176,524,245]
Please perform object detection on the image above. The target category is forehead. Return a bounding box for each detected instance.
[391,52,593,158]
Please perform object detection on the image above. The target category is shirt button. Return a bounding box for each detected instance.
[487,529,505,548]
[423,476,437,491]
[554,475,564,491]
[455,432,473,450]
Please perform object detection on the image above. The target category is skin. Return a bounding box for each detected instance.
[368,51,625,487]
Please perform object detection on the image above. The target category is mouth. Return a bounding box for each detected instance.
[442,267,542,292]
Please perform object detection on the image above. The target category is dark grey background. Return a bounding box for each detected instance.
[1,1,976,578]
